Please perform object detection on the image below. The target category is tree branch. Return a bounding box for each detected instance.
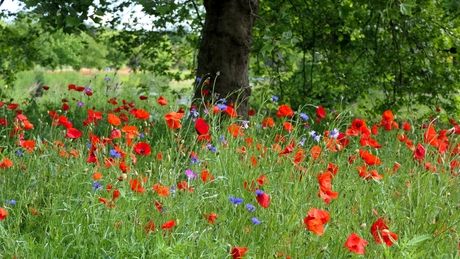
[189,0,204,28]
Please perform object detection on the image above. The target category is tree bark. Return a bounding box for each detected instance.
[195,0,259,117]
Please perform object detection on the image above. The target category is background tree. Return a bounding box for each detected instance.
[3,0,460,116]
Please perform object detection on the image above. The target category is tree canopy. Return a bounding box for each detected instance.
[2,0,460,116]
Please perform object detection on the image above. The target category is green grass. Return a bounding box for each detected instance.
[0,73,459,258]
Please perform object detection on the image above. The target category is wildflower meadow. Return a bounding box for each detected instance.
[0,75,460,259]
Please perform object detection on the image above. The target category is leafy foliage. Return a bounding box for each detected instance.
[252,0,460,116]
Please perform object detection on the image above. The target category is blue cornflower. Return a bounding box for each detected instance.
[255,190,264,196]
[272,96,279,102]
[220,135,227,145]
[78,101,84,107]
[139,133,145,138]
[190,156,200,164]
[206,144,217,152]
[85,87,92,92]
[92,181,103,190]
[190,108,199,117]
[86,142,92,148]
[104,77,110,82]
[298,137,306,147]
[246,204,256,212]
[110,149,121,158]
[310,131,321,142]
[185,169,197,179]
[218,98,227,104]
[251,217,261,225]
[6,199,16,205]
[196,77,201,83]
[313,135,321,142]
[300,113,309,121]
[330,128,339,139]
[171,185,176,194]
[229,196,244,205]
[217,103,227,111]
[15,150,23,156]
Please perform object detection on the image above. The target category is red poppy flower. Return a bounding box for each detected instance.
[108,114,121,126]
[344,233,368,254]
[22,120,34,130]
[134,109,150,120]
[139,95,148,100]
[204,213,218,224]
[130,179,145,193]
[351,118,366,132]
[357,165,383,181]
[403,122,411,131]
[276,104,294,117]
[228,124,244,138]
[0,118,7,127]
[311,145,322,160]
[195,118,210,135]
[62,103,70,111]
[283,122,294,131]
[326,162,338,176]
[201,169,214,182]
[413,144,426,160]
[112,189,121,200]
[0,207,7,220]
[144,219,155,233]
[255,190,270,208]
[133,142,151,156]
[75,86,85,92]
[423,124,439,147]
[371,218,398,246]
[261,117,275,128]
[223,105,238,118]
[153,183,170,197]
[304,208,330,236]
[157,96,168,106]
[98,198,108,204]
[318,187,339,205]
[231,247,248,259]
[7,103,18,110]
[248,109,255,116]
[161,220,176,229]
[359,149,382,166]
[65,128,83,139]
[381,110,394,130]
[42,86,50,90]
[155,201,164,212]
[20,139,36,152]
[316,106,326,118]
[164,112,184,129]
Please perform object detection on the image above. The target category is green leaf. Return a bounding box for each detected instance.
[65,16,82,27]
[405,234,431,247]
[260,44,274,54]
[400,2,416,16]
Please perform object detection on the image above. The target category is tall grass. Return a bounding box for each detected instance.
[0,74,459,258]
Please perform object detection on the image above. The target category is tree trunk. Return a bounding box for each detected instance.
[195,0,259,117]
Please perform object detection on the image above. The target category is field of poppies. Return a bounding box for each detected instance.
[0,76,459,258]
